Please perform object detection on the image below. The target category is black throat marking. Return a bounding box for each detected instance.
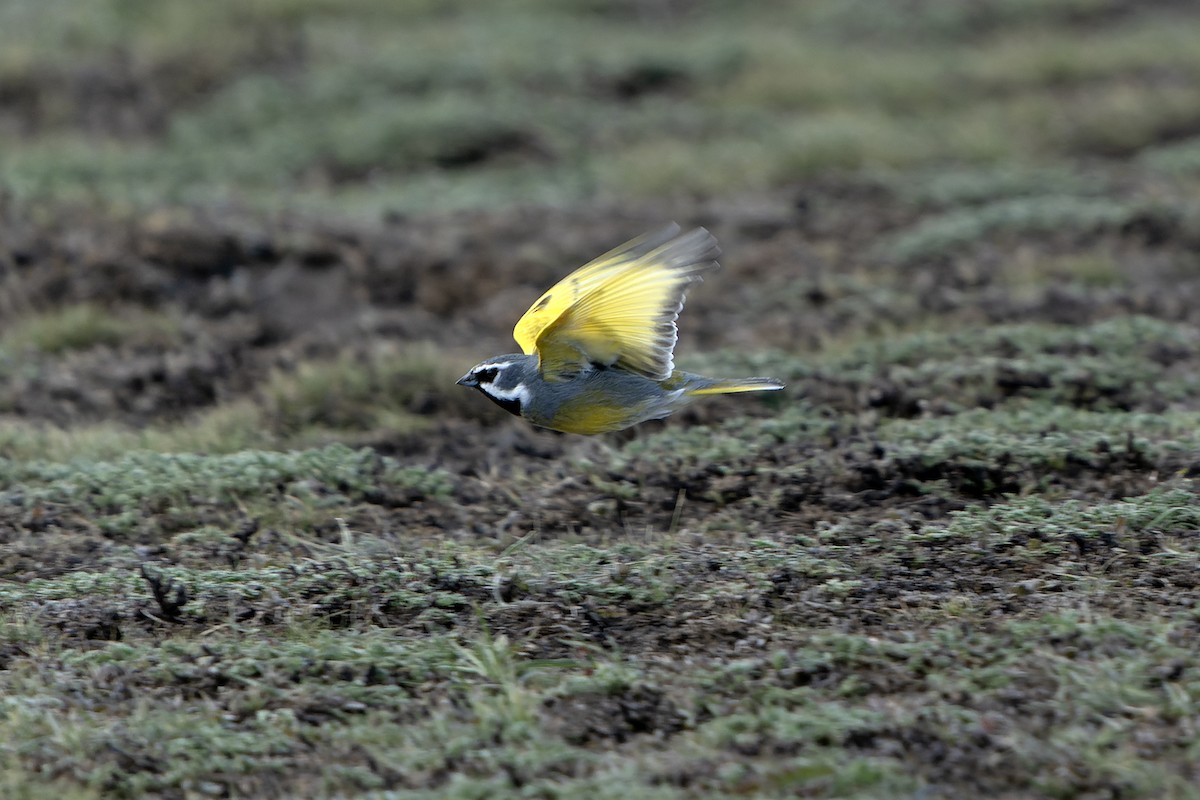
[482,390,522,417]
[475,375,528,418]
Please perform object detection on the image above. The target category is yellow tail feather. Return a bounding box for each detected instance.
[685,377,785,396]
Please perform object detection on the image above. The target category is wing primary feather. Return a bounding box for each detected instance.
[513,225,721,381]
[589,222,684,265]
[574,226,718,379]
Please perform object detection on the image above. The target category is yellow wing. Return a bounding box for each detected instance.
[513,224,720,381]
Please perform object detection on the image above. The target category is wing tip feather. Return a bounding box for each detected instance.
[516,223,726,381]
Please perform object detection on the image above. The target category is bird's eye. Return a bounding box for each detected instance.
[476,367,499,384]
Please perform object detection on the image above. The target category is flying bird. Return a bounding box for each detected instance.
[457,224,783,434]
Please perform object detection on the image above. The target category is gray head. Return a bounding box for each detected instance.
[456,354,540,417]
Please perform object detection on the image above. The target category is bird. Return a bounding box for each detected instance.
[456,223,784,434]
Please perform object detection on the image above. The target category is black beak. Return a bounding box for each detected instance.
[456,373,478,388]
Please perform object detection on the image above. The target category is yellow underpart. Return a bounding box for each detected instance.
[542,397,644,435]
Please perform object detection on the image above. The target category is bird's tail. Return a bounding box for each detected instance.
[684,376,785,396]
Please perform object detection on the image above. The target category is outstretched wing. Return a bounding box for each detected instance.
[512,224,719,381]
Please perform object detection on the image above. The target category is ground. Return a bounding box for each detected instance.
[2,1,1200,798]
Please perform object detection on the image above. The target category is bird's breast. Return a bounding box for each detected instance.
[523,368,671,435]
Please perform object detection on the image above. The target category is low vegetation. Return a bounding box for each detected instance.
[2,0,1199,797]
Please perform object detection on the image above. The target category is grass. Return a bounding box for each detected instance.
[0,304,1194,791]
[0,305,181,357]
[261,348,473,442]
[878,195,1161,265]
[887,164,1115,209]
[0,343,473,462]
[0,443,454,542]
[1139,136,1200,175]
[4,475,1199,796]
[921,486,1200,553]
[3,1,1200,214]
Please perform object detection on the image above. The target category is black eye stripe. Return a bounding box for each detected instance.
[476,367,500,383]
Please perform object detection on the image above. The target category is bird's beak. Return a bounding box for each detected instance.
[456,372,478,388]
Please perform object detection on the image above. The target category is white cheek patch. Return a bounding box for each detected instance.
[477,379,530,417]
[483,382,530,404]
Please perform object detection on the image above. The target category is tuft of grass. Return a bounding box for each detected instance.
[916,486,1200,555]
[0,304,180,356]
[877,195,1162,265]
[260,347,467,443]
[0,443,455,538]
[876,407,1200,494]
[824,316,1199,371]
[702,317,1200,418]
[1018,252,1126,288]
[0,401,270,463]
[795,0,1178,42]
[1139,136,1200,176]
[889,165,1113,210]
[0,344,471,461]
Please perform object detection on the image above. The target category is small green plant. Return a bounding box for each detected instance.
[879,195,1153,265]
[261,347,463,440]
[1139,136,1200,175]
[0,444,455,537]
[0,304,179,355]
[922,486,1200,552]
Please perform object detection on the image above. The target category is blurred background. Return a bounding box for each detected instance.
[4,0,1199,216]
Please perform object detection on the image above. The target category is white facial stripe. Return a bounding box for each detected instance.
[483,382,530,404]
[480,361,515,372]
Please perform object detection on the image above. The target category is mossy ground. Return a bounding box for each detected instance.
[3,1,1200,798]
